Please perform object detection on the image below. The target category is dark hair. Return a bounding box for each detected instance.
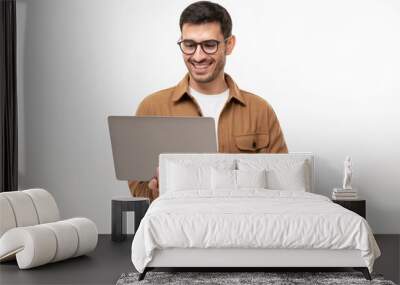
[179,1,232,39]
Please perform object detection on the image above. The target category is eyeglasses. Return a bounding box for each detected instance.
[177,38,229,55]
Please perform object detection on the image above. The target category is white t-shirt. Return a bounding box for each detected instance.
[189,87,229,141]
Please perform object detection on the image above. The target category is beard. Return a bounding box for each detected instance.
[186,55,226,84]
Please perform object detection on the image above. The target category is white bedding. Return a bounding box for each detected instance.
[131,190,380,273]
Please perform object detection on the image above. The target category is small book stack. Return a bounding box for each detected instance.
[332,188,358,200]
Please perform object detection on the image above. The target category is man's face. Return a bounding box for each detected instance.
[180,22,235,84]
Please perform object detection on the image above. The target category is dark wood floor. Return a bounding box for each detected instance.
[0,235,399,285]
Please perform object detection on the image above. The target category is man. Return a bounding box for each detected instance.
[129,1,288,202]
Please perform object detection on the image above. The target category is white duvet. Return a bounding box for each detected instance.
[131,190,380,273]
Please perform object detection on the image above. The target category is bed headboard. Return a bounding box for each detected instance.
[159,153,314,194]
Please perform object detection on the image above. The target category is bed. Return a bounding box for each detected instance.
[131,153,381,280]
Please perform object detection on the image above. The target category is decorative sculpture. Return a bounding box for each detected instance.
[342,156,353,190]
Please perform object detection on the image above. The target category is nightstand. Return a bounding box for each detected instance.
[111,196,150,242]
[332,199,366,219]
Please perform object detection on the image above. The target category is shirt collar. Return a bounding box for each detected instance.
[171,73,246,106]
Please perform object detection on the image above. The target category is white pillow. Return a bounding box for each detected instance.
[166,162,211,192]
[211,168,236,190]
[238,159,310,191]
[236,169,267,188]
[266,162,307,191]
[211,169,268,190]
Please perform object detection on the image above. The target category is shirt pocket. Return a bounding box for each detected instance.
[234,133,269,153]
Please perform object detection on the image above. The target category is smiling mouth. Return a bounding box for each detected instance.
[191,61,213,73]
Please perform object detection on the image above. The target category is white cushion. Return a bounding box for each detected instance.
[211,168,236,190]
[266,162,307,191]
[0,196,17,237]
[238,159,310,191]
[166,162,211,192]
[237,169,267,188]
[0,226,57,269]
[161,156,236,194]
[42,221,78,262]
[0,191,39,227]
[0,189,60,231]
[65,218,98,257]
[0,218,97,269]
[211,169,268,191]
[23,189,60,223]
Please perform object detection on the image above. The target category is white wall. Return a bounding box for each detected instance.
[17,0,400,233]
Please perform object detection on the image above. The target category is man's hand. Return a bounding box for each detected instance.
[148,167,159,199]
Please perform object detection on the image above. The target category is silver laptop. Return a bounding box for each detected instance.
[108,116,217,180]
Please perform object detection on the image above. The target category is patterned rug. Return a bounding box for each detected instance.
[116,271,396,285]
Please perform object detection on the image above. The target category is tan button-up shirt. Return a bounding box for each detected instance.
[128,73,288,201]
